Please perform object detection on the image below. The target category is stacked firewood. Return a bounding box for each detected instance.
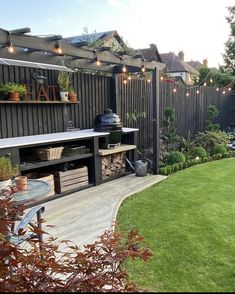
[101,152,126,179]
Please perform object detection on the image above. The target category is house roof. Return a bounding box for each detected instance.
[65,30,127,49]
[136,44,163,63]
[187,60,203,71]
[160,52,198,74]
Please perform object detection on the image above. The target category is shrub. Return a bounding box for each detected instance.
[212,144,228,155]
[0,197,153,292]
[193,131,229,155]
[190,146,207,159]
[165,151,185,165]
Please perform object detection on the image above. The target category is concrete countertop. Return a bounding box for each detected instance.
[0,128,139,149]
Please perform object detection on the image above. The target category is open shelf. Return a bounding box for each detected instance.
[20,153,93,171]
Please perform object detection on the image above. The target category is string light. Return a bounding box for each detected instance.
[123,78,127,84]
[160,76,164,81]
[173,87,177,93]
[147,78,151,83]
[53,40,63,54]
[186,91,189,97]
[216,87,219,91]
[196,89,200,94]
[128,75,132,81]
[122,64,127,73]
[94,50,101,66]
[7,32,14,53]
[141,58,145,72]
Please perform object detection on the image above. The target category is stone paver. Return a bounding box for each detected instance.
[42,174,167,247]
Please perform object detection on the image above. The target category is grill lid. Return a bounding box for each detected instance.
[93,108,122,131]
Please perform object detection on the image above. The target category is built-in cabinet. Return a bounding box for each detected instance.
[0,128,138,202]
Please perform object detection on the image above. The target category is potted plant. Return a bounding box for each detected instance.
[68,85,77,102]
[57,71,72,101]
[0,82,26,101]
[0,157,19,190]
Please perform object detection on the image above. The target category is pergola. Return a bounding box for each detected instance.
[0,27,165,174]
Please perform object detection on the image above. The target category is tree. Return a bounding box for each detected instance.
[221,6,235,75]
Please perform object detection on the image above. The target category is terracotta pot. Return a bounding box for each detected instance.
[15,176,28,191]
[68,92,77,102]
[8,92,20,101]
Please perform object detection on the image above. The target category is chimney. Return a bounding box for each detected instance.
[178,50,184,61]
[150,43,156,50]
[203,58,208,67]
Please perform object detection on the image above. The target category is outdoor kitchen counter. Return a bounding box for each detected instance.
[0,127,138,149]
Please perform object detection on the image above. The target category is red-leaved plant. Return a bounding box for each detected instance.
[0,197,153,292]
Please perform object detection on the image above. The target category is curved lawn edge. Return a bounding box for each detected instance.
[117,158,235,292]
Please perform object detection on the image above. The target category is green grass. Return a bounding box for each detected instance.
[117,158,235,292]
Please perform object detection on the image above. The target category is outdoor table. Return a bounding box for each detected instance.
[10,179,51,206]
[0,179,51,239]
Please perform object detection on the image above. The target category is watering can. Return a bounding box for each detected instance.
[134,159,152,177]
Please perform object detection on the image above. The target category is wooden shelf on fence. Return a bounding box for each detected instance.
[99,144,136,156]
[0,100,79,104]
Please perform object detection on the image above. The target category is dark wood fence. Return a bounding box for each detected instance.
[0,65,112,138]
[0,64,234,156]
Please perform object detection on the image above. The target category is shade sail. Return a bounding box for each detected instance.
[0,58,73,72]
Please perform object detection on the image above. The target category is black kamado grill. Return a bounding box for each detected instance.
[93,108,123,149]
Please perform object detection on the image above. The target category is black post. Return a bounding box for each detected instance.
[152,67,160,174]
[111,73,120,114]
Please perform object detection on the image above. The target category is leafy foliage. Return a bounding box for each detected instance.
[221,6,235,75]
[212,144,228,156]
[0,197,153,292]
[205,105,220,131]
[0,157,19,181]
[0,83,26,96]
[165,151,185,165]
[57,71,72,91]
[193,131,229,155]
[190,146,207,159]
[161,107,179,151]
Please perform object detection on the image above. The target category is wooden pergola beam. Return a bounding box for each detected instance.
[0,29,165,71]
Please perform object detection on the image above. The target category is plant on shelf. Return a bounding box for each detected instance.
[68,85,77,102]
[57,71,72,101]
[0,82,26,101]
[0,156,19,190]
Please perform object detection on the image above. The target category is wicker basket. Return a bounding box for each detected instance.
[36,146,64,161]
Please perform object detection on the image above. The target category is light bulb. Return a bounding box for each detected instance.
[122,65,127,73]
[7,45,14,53]
[196,90,200,94]
[186,91,189,97]
[160,76,164,81]
[203,82,207,86]
[228,87,232,91]
[96,59,101,66]
[147,78,151,83]
[141,65,145,72]
[173,88,177,93]
[128,76,132,80]
[123,79,127,84]
[216,87,219,91]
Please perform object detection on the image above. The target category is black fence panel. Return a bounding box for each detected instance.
[0,64,112,138]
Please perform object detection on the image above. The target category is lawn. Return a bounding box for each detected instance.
[117,158,235,292]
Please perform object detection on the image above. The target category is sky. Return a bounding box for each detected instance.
[0,0,234,68]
